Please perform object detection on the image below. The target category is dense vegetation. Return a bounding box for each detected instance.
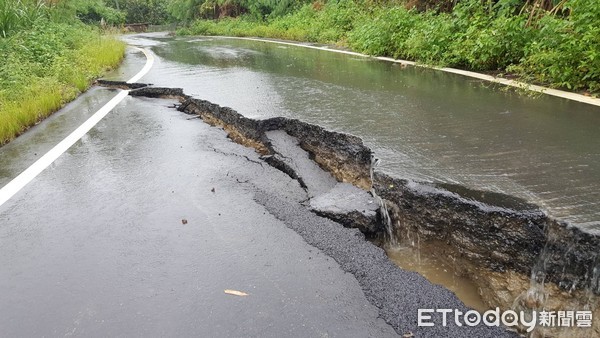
[71,0,171,25]
[0,0,125,145]
[176,0,600,94]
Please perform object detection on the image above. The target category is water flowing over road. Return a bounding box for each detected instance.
[122,33,600,232]
[1,31,597,336]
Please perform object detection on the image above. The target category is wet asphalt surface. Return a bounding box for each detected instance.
[0,38,514,337]
[132,33,600,230]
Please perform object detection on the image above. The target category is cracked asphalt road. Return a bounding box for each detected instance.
[0,93,397,337]
[0,37,514,337]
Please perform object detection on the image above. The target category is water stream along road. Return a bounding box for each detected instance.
[1,32,598,336]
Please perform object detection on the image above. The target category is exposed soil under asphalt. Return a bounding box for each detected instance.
[93,80,599,336]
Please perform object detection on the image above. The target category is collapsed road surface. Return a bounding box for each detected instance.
[0,88,401,337]
[122,81,599,337]
[0,47,515,337]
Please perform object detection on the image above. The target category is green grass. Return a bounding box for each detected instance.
[0,21,125,145]
[0,0,47,38]
[0,0,126,145]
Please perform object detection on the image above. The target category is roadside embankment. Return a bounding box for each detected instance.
[119,83,599,337]
[0,21,125,146]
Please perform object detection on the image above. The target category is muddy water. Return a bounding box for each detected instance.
[386,246,488,312]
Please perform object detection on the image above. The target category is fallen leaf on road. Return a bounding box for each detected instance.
[403,332,414,338]
[224,289,248,297]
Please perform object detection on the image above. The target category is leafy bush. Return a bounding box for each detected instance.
[246,0,308,20]
[349,7,417,56]
[119,0,171,24]
[68,0,126,25]
[510,0,600,92]
[446,1,533,70]
[401,11,453,63]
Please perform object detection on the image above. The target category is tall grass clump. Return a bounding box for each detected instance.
[0,1,125,145]
[0,0,48,38]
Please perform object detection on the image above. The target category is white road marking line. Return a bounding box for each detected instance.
[127,47,154,84]
[216,36,600,107]
[0,47,154,208]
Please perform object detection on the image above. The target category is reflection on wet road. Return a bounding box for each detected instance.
[128,33,599,231]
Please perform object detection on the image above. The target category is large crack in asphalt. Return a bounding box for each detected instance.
[207,144,266,168]
[254,190,512,337]
[98,81,599,336]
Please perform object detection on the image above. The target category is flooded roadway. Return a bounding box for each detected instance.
[117,33,600,322]
[126,33,600,232]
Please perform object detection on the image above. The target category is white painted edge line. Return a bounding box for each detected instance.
[127,47,155,84]
[214,36,600,107]
[0,47,154,208]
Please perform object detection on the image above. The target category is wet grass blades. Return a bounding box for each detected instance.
[0,22,125,145]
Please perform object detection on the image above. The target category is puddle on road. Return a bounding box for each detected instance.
[386,245,488,312]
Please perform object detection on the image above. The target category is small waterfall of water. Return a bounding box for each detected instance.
[511,227,556,336]
[583,254,599,315]
[370,155,398,247]
[512,223,600,336]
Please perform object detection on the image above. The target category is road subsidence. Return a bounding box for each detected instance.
[103,81,599,337]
